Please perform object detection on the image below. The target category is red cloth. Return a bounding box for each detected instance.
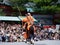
[43,25,50,28]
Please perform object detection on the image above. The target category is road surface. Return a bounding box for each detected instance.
[0,40,60,45]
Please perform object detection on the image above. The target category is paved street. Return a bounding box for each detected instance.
[0,40,60,45]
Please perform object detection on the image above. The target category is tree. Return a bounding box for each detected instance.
[0,9,5,16]
[10,0,29,16]
[31,0,60,14]
[10,0,60,15]
[0,0,3,2]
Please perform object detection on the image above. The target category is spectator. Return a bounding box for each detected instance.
[0,22,59,42]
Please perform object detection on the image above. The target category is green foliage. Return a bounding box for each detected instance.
[10,0,60,15]
[10,0,28,4]
[10,0,28,16]
[54,19,60,23]
[0,0,2,2]
[56,7,60,13]
[29,0,60,14]
[32,0,60,14]
[0,9,5,16]
[11,12,19,16]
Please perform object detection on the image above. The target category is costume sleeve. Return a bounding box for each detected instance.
[22,17,27,22]
[30,16,34,22]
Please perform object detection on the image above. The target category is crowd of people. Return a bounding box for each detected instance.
[0,22,60,42]
[34,25,60,41]
[0,22,22,42]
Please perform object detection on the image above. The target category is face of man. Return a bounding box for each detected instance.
[27,13,31,16]
[25,14,29,17]
[27,13,30,15]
